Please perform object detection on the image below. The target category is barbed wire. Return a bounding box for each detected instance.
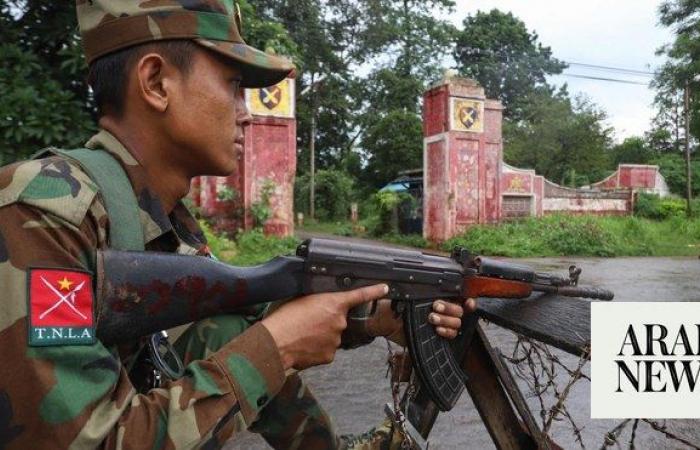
[502,333,700,450]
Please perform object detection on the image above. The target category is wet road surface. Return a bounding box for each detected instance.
[228,256,699,449]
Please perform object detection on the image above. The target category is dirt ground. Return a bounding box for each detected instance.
[227,255,700,449]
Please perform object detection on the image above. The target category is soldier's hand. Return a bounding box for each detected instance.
[261,284,389,371]
[429,298,476,339]
[354,298,477,346]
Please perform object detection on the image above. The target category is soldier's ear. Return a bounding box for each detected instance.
[135,53,170,113]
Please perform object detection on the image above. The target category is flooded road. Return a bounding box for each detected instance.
[228,257,700,449]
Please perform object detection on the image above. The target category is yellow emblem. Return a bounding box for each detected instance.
[246,78,295,118]
[508,176,526,193]
[451,99,484,133]
[57,277,74,291]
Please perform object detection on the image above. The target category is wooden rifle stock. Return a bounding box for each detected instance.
[464,276,533,299]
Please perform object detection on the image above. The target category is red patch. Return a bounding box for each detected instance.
[29,269,94,327]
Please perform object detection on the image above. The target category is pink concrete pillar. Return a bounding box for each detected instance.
[191,77,297,237]
[423,77,503,242]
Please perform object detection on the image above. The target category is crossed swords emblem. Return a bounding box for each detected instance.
[39,276,87,320]
[259,86,282,110]
[459,106,479,129]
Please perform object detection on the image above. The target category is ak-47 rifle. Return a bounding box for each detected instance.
[95,238,613,413]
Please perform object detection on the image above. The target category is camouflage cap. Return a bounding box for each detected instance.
[76,0,294,88]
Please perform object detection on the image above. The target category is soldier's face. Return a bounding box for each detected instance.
[167,49,251,177]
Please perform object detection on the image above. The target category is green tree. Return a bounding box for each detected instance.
[654,1,700,150]
[248,0,358,172]
[652,1,700,201]
[294,169,356,220]
[650,69,685,153]
[454,9,566,121]
[504,90,613,185]
[651,152,700,197]
[356,0,455,187]
[0,1,94,164]
[361,110,424,189]
[0,0,297,166]
[611,136,654,166]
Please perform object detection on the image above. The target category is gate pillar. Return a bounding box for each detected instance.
[192,77,297,237]
[422,76,503,242]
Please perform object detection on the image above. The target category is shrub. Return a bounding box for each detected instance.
[250,179,275,228]
[635,193,686,220]
[200,221,299,266]
[233,229,299,265]
[295,169,356,221]
[540,215,616,256]
[443,215,617,257]
[363,190,415,236]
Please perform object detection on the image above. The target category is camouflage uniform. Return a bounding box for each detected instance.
[0,2,403,449]
[0,129,335,448]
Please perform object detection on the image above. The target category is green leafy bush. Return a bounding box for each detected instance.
[363,190,415,236]
[295,169,356,221]
[540,215,616,256]
[0,42,95,164]
[202,220,299,266]
[250,180,275,228]
[232,229,299,266]
[650,153,700,198]
[443,214,700,257]
[634,193,687,220]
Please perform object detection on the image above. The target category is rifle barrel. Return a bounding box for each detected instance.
[533,284,614,301]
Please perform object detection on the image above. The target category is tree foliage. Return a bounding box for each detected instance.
[361,110,424,189]
[247,0,356,172]
[356,0,455,187]
[611,137,654,166]
[0,0,298,166]
[453,9,616,187]
[650,0,700,198]
[453,9,566,121]
[651,153,700,197]
[0,1,94,164]
[653,0,700,152]
[504,90,613,186]
[3,1,671,207]
[294,169,356,220]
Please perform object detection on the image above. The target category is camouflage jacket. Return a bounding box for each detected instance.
[0,130,286,449]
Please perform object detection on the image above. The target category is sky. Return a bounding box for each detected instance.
[447,0,675,142]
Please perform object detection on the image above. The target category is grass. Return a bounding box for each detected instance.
[201,221,299,266]
[297,219,357,236]
[443,215,700,257]
[204,215,700,265]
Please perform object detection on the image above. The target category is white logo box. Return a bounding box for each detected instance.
[591,302,700,419]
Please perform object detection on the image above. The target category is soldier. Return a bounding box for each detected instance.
[0,1,474,449]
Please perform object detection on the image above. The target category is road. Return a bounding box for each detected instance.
[227,238,700,449]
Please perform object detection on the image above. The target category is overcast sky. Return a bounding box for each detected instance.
[447,0,675,142]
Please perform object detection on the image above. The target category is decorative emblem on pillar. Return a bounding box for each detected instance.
[259,86,282,109]
[246,78,296,118]
[450,98,484,133]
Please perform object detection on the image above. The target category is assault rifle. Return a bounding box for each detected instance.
[95,238,613,412]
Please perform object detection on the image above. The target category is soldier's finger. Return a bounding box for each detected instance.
[429,313,461,330]
[340,284,389,309]
[464,298,477,314]
[432,300,463,318]
[436,326,459,340]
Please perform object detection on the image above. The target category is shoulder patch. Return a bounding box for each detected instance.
[0,156,98,226]
[27,267,96,346]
